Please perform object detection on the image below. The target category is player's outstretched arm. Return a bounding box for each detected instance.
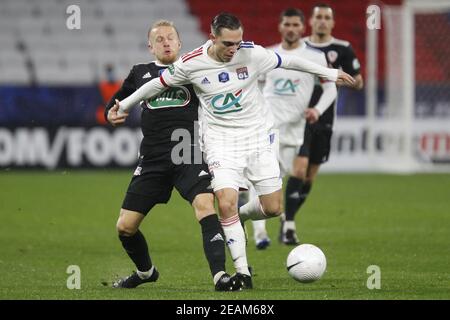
[118,77,166,115]
[279,53,338,80]
[279,54,355,86]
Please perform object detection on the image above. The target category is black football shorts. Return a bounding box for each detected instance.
[122,155,213,215]
[298,122,333,165]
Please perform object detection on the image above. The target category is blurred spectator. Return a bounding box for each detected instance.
[96,64,122,124]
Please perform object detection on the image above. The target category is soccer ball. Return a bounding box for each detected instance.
[286,244,327,283]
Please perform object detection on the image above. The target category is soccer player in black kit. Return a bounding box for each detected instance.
[105,20,240,291]
[280,4,364,244]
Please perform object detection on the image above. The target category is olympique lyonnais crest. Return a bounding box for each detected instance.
[236,67,249,80]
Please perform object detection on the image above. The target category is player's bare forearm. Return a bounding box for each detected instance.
[352,74,364,90]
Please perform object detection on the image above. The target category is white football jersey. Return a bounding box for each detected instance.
[160,40,281,147]
[261,42,328,146]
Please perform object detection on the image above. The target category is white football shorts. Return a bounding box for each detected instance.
[206,134,282,196]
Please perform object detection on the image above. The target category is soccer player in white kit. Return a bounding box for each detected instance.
[243,8,337,249]
[115,13,355,289]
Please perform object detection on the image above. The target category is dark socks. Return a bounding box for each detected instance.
[285,176,312,221]
[200,214,226,277]
[119,230,152,272]
[301,181,312,205]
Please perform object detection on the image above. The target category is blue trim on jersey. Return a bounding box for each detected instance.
[239,41,254,49]
[275,52,282,68]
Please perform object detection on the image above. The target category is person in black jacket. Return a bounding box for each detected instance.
[105,20,241,291]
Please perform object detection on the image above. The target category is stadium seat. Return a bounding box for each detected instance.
[0,0,206,85]
[0,54,29,84]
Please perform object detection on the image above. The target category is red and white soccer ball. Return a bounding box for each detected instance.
[287,244,327,283]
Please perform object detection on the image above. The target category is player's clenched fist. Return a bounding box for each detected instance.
[336,70,355,87]
[304,108,320,124]
[107,99,129,126]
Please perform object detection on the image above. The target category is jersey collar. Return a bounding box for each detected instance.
[154,61,171,67]
[278,41,306,52]
[304,36,335,47]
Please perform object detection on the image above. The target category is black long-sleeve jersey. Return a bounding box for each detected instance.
[303,37,361,126]
[105,62,199,160]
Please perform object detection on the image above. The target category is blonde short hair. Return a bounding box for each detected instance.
[147,20,180,40]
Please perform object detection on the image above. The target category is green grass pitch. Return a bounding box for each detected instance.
[0,170,449,300]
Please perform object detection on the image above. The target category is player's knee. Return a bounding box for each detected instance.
[293,157,309,180]
[116,219,138,237]
[261,202,282,218]
[192,194,215,216]
[218,199,237,216]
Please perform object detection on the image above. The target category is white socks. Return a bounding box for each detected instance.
[137,266,155,279]
[283,220,296,233]
[213,271,226,285]
[252,220,267,242]
[220,214,251,276]
[239,197,268,222]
